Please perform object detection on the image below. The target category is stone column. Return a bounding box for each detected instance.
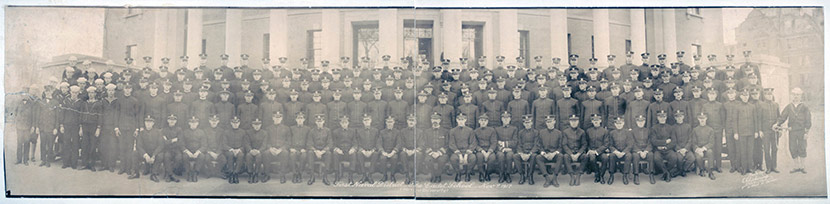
[153,9,170,70]
[662,9,677,58]
[441,9,462,67]
[498,9,519,63]
[379,9,399,62]
[269,9,289,62]
[549,9,569,62]
[186,9,203,59]
[593,9,611,67]
[321,9,341,69]
[630,9,647,55]
[225,9,243,67]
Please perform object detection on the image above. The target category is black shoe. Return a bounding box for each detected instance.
[249,174,256,184]
[569,175,575,186]
[308,174,316,185]
[715,168,723,173]
[498,173,505,183]
[765,169,771,174]
[664,173,671,182]
[740,171,746,175]
[709,172,716,180]
[552,175,559,187]
[594,173,601,183]
[730,169,737,173]
[465,173,471,182]
[527,172,535,185]
[790,168,799,173]
[680,170,686,177]
[150,174,159,182]
[622,174,628,185]
[261,174,270,183]
[281,175,287,184]
[649,174,656,184]
[518,173,526,185]
[323,176,331,186]
[405,176,412,185]
[381,174,389,183]
[506,173,512,183]
[607,173,614,185]
[171,175,180,183]
[128,173,140,180]
[390,174,397,183]
[575,174,581,186]
[772,169,780,173]
[801,168,807,174]
[633,174,640,185]
[348,175,355,185]
[543,176,551,188]
[454,173,461,182]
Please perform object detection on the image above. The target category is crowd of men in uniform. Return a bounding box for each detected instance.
[12,48,813,188]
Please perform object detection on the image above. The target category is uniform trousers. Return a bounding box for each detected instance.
[62,124,81,167]
[535,153,564,175]
[738,135,755,172]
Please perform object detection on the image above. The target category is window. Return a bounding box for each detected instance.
[263,33,270,58]
[126,44,138,60]
[519,30,530,67]
[352,22,380,67]
[567,33,572,56]
[404,20,434,66]
[462,23,484,67]
[625,40,632,54]
[692,44,702,58]
[308,30,322,68]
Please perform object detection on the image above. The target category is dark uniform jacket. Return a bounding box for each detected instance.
[608,129,633,153]
[474,126,497,152]
[563,127,587,154]
[356,127,380,150]
[266,124,290,149]
[673,122,693,150]
[224,127,248,150]
[422,127,449,152]
[379,128,400,153]
[495,125,518,150]
[777,103,811,131]
[183,128,206,152]
[449,126,476,153]
[692,125,714,150]
[586,127,609,153]
[649,123,675,151]
[516,128,539,153]
[538,128,564,153]
[137,128,164,157]
[246,128,269,152]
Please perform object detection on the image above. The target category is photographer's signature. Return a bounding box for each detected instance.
[741,173,776,189]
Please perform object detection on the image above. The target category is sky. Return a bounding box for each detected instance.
[4,7,105,91]
[722,8,754,45]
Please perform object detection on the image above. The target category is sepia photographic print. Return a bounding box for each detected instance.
[2,1,828,201]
